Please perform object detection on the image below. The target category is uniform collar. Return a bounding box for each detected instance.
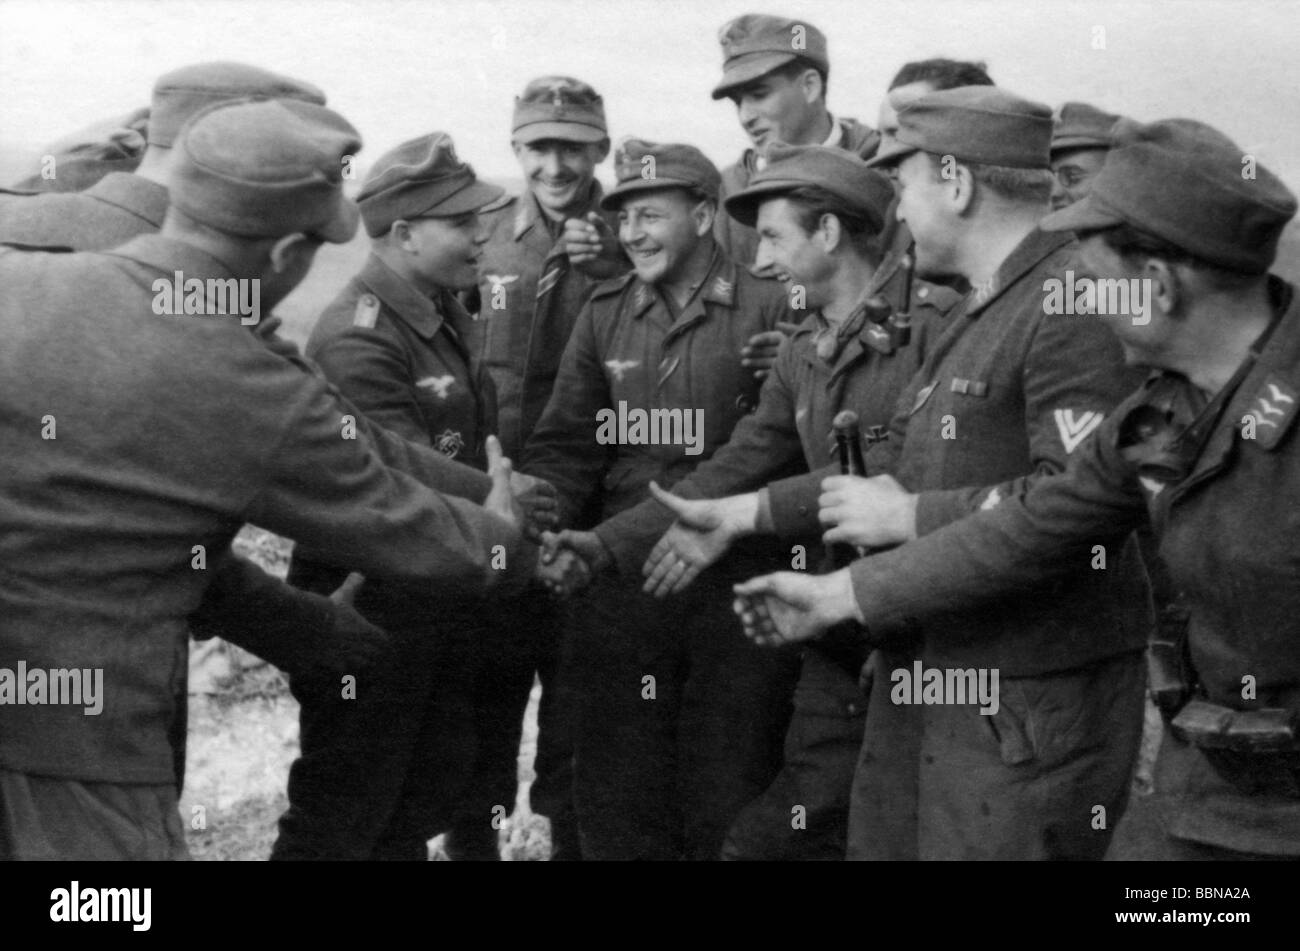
[964,226,1073,319]
[627,247,737,321]
[85,173,169,229]
[358,252,455,339]
[513,179,604,242]
[102,233,239,284]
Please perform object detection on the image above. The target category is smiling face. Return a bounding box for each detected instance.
[754,196,835,309]
[728,68,824,152]
[513,138,606,220]
[1077,232,1167,366]
[893,150,961,279]
[1050,146,1110,210]
[616,188,711,286]
[401,211,485,291]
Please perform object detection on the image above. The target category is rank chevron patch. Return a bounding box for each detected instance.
[1247,375,1298,450]
[1054,408,1105,454]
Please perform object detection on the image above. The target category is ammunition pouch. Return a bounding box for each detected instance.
[1171,700,1300,797]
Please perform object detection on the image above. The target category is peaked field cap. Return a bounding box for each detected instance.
[1051,101,1123,154]
[724,144,893,233]
[868,85,1054,170]
[1042,118,1298,274]
[358,132,503,237]
[600,138,721,210]
[513,76,607,144]
[171,98,361,244]
[711,13,828,100]
[149,61,326,147]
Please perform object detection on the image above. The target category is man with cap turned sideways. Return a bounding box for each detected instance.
[0,61,391,795]
[274,132,549,861]
[563,144,951,859]
[0,99,539,859]
[710,14,880,273]
[468,79,628,858]
[734,118,1300,861]
[642,86,1151,860]
[524,139,800,859]
[1050,101,1126,211]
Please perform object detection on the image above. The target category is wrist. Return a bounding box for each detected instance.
[722,492,760,537]
[895,492,920,542]
[823,569,865,626]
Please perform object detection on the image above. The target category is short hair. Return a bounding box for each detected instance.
[768,56,829,99]
[779,184,879,258]
[926,153,1053,205]
[889,58,993,92]
[1078,222,1258,289]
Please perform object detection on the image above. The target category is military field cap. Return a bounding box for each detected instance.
[1052,102,1122,155]
[711,14,829,100]
[724,144,893,233]
[149,61,326,147]
[599,138,722,210]
[512,76,608,145]
[357,132,503,237]
[171,98,360,243]
[868,86,1054,170]
[1042,118,1298,274]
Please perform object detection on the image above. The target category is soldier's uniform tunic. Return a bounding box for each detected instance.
[277,252,530,860]
[596,241,958,858]
[524,250,799,859]
[0,236,526,859]
[848,276,1300,858]
[767,228,1153,860]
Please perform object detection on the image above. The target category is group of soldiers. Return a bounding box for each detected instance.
[0,12,1296,862]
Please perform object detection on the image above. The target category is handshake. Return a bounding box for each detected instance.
[534,529,611,599]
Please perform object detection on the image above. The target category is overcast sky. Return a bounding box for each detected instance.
[2,0,1298,189]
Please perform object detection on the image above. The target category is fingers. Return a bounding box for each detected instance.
[486,434,511,482]
[647,480,693,518]
[642,546,678,595]
[775,321,801,335]
[328,571,366,607]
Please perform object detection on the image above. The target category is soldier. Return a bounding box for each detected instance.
[467,77,626,858]
[0,61,385,792]
[274,132,547,861]
[710,13,880,272]
[644,87,1152,860]
[1050,102,1124,210]
[523,139,799,859]
[0,98,542,859]
[735,118,1300,861]
[547,144,951,859]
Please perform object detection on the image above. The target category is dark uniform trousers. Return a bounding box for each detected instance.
[567,557,800,861]
[526,248,798,859]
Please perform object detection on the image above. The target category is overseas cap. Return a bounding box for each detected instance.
[868,86,1054,170]
[600,138,721,210]
[711,14,828,100]
[1052,101,1122,155]
[357,132,503,237]
[1042,118,1298,274]
[512,76,608,145]
[149,61,326,147]
[171,98,360,244]
[724,144,893,233]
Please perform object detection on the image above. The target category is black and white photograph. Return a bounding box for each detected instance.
[0,0,1297,898]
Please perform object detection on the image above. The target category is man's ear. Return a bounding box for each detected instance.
[1144,258,1181,317]
[816,212,844,254]
[949,163,977,217]
[799,68,823,105]
[692,198,717,237]
[269,233,313,274]
[592,138,612,163]
[389,219,417,253]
